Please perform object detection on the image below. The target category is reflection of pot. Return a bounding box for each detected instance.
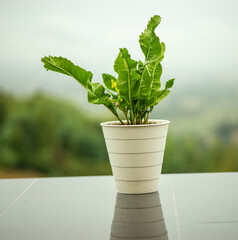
[110,192,168,240]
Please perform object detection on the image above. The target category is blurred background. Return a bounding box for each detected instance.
[0,0,237,178]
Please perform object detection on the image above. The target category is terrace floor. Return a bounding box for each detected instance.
[0,172,238,240]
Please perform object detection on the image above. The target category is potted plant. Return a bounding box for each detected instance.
[41,15,175,194]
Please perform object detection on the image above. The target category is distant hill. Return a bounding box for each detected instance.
[152,79,238,135]
[1,78,237,137]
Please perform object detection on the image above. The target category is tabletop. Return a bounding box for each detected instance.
[0,172,238,240]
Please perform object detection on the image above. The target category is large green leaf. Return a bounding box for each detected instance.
[147,61,162,97]
[147,42,165,99]
[113,48,141,101]
[139,15,164,64]
[137,65,152,99]
[150,89,171,107]
[41,56,93,87]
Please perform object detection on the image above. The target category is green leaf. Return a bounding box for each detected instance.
[139,16,166,107]
[86,82,119,119]
[165,78,175,89]
[41,56,93,87]
[139,15,164,64]
[113,48,141,101]
[147,15,161,31]
[138,60,144,71]
[87,82,109,104]
[102,74,118,92]
[138,65,152,99]
[42,56,122,122]
[148,89,171,108]
[147,62,162,97]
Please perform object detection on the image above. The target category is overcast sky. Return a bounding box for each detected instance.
[0,0,238,101]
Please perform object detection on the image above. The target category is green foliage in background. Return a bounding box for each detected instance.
[41,15,175,125]
[163,131,238,173]
[0,91,110,176]
[0,90,238,177]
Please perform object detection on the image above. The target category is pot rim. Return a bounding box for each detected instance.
[100,119,170,128]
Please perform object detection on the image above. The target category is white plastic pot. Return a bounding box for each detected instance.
[101,119,170,194]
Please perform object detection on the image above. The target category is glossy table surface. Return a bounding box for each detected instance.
[0,172,238,240]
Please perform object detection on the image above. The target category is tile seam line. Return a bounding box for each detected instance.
[171,181,182,240]
[0,178,38,217]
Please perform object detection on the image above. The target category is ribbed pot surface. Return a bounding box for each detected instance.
[101,120,169,194]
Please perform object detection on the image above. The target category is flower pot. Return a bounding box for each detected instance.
[110,192,168,239]
[101,119,170,194]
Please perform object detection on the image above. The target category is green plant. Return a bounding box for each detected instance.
[41,15,175,125]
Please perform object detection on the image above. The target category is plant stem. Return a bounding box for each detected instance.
[145,112,150,124]
[130,107,134,125]
[115,114,124,125]
[123,58,134,125]
[105,105,124,125]
[123,111,130,125]
[115,103,129,125]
